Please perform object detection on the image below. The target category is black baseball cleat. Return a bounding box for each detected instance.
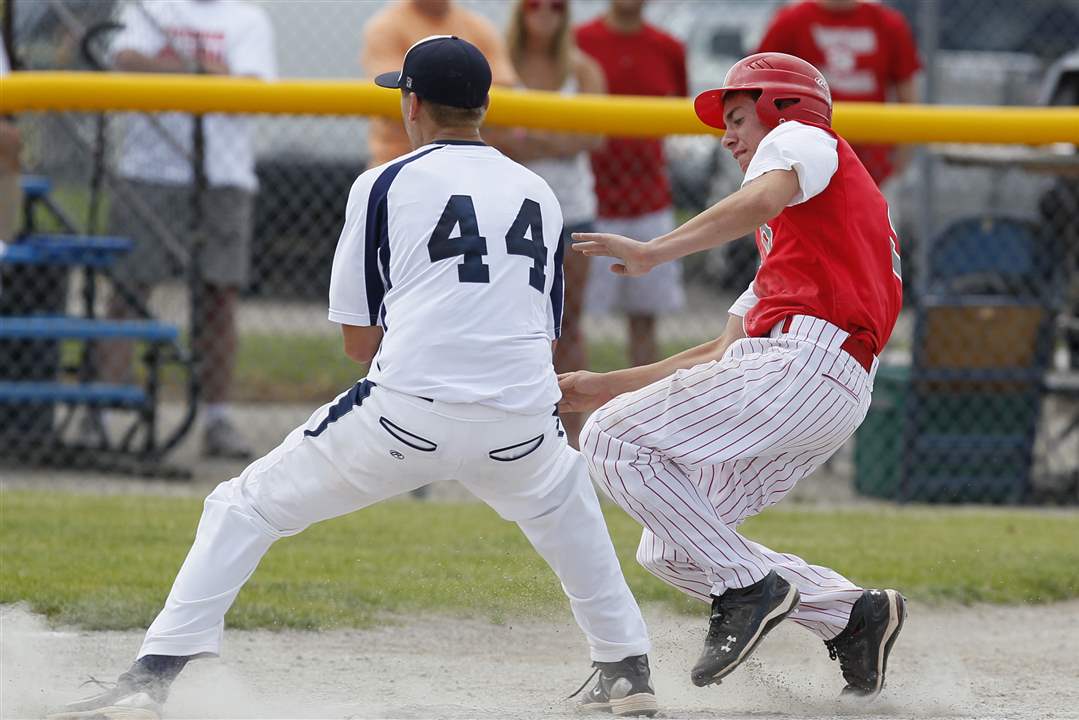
[571,654,659,717]
[47,655,189,720]
[825,588,906,699]
[690,570,800,687]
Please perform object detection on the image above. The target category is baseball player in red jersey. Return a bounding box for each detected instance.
[561,53,906,697]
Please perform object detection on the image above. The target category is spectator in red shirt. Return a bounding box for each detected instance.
[576,0,687,367]
[757,0,921,187]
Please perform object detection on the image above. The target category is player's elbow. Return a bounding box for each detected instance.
[746,170,800,222]
[344,338,380,364]
[341,325,383,364]
[344,344,377,364]
[748,185,790,223]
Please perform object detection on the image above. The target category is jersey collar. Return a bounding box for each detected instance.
[432,139,488,147]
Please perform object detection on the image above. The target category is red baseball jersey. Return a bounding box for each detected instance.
[575,18,687,218]
[756,1,921,184]
[745,125,903,356]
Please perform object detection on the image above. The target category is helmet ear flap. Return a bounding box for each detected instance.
[754,90,781,128]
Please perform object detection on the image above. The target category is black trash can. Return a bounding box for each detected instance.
[0,261,68,453]
[249,157,363,299]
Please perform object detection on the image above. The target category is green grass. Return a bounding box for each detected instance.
[230,336,704,402]
[58,335,708,404]
[2,490,1077,631]
[22,182,110,235]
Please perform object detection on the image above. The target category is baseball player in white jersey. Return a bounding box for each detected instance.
[561,53,906,699]
[50,36,657,720]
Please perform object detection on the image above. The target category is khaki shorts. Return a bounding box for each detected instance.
[585,207,686,315]
[108,181,253,287]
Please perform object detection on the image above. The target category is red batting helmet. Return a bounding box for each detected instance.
[694,52,832,131]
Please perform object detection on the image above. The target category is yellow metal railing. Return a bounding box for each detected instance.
[3,72,1078,144]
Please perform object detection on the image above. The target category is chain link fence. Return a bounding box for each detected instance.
[2,0,1077,502]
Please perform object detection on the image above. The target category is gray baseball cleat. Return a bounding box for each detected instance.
[48,655,189,720]
[690,570,800,687]
[47,675,164,720]
[825,588,906,698]
[572,654,658,717]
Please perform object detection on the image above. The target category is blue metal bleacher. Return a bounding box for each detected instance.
[0,382,147,407]
[0,316,178,342]
[19,175,52,202]
[1,234,135,268]
[0,176,196,476]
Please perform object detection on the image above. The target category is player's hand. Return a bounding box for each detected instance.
[558,370,617,414]
[571,232,657,277]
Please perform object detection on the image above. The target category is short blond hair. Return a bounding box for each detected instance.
[404,90,487,128]
[424,100,487,127]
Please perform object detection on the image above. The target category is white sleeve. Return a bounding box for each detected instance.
[328,172,381,326]
[741,122,838,205]
[109,2,167,60]
[230,7,277,80]
[545,197,566,342]
[0,37,9,75]
[727,282,759,317]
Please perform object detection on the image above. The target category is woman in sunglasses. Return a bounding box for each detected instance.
[503,0,606,448]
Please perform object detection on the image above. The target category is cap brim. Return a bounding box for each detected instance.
[693,88,729,129]
[694,86,761,130]
[374,71,402,89]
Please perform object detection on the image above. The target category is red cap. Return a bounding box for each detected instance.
[695,52,832,130]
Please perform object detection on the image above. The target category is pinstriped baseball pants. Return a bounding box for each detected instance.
[581,315,877,640]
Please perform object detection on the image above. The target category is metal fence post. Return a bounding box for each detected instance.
[915,0,940,304]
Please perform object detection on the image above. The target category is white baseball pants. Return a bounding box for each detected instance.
[139,383,650,663]
[582,315,876,640]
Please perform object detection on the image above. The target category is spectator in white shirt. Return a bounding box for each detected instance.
[96,0,276,459]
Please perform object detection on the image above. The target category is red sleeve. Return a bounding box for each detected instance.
[883,7,921,82]
[756,5,799,54]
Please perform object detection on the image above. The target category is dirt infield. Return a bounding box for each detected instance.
[4,601,1077,720]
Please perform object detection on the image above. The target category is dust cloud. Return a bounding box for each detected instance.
[3,601,1077,719]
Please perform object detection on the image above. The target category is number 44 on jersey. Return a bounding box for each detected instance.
[428,194,549,291]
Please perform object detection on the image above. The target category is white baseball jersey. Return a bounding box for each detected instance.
[109,0,276,190]
[329,140,565,415]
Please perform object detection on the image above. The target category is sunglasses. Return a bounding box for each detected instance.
[525,0,566,12]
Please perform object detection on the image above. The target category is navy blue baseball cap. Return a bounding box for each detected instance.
[374,35,492,109]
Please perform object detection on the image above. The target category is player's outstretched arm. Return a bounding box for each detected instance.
[558,313,746,413]
[650,169,799,263]
[572,170,799,275]
[570,231,656,277]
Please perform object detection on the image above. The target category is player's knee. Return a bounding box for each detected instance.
[204,479,238,508]
[204,479,259,521]
[634,543,664,576]
[204,478,289,537]
[579,414,607,459]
